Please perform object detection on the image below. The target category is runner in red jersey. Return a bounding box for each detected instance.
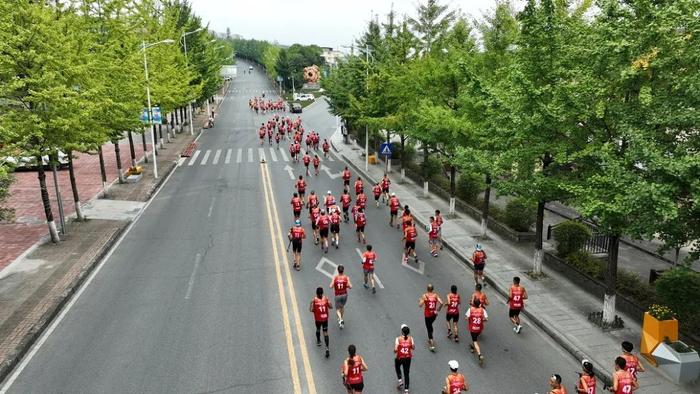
[289,142,296,162]
[354,207,367,244]
[316,210,330,253]
[295,175,306,199]
[388,193,401,228]
[267,127,273,145]
[620,341,645,382]
[312,154,321,176]
[307,190,319,212]
[258,126,266,146]
[354,177,364,195]
[309,287,332,357]
[428,216,440,257]
[330,265,352,328]
[291,193,303,219]
[445,285,461,342]
[302,152,311,175]
[294,142,301,160]
[466,298,488,363]
[274,132,281,147]
[342,345,367,393]
[576,360,597,394]
[508,276,528,334]
[394,324,414,393]
[442,360,469,394]
[381,174,391,204]
[361,244,377,294]
[330,207,341,249]
[610,357,638,394]
[287,220,305,270]
[435,209,444,250]
[342,167,352,188]
[309,205,321,245]
[372,183,382,207]
[419,284,443,351]
[324,191,336,214]
[356,191,367,210]
[548,374,568,394]
[470,283,490,309]
[322,139,330,158]
[401,206,414,232]
[403,220,418,263]
[472,243,487,286]
[340,190,352,223]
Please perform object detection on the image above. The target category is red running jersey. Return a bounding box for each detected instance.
[446,293,460,315]
[468,306,485,333]
[509,286,525,309]
[423,293,439,317]
[396,336,413,359]
[333,275,349,296]
[316,215,330,230]
[372,185,382,196]
[312,296,330,322]
[362,251,376,270]
[341,194,351,208]
[344,356,363,385]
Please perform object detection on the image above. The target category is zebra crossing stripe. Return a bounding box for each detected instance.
[248,148,253,162]
[258,147,266,162]
[269,148,278,162]
[200,150,211,165]
[225,149,232,164]
[236,148,242,163]
[212,149,222,165]
[279,148,289,162]
[188,150,201,166]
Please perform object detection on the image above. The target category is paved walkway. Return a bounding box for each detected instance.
[330,130,696,393]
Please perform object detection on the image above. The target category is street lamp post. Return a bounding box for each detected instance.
[142,38,175,179]
[181,28,203,136]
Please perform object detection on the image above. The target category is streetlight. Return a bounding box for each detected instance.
[181,28,204,135]
[141,38,175,179]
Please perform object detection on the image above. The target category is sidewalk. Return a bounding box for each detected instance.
[0,101,218,384]
[330,130,696,393]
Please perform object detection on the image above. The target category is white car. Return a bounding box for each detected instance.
[2,150,69,170]
[294,93,315,102]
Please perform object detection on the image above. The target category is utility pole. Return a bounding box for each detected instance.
[365,43,369,172]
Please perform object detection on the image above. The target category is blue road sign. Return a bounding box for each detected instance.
[140,108,149,123]
[380,143,393,156]
[152,106,162,125]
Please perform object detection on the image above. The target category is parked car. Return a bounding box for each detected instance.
[294,93,315,102]
[1,150,69,170]
[290,103,303,113]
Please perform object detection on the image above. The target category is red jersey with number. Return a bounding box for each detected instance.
[330,212,341,224]
[447,374,466,394]
[382,178,390,189]
[429,223,439,239]
[310,207,320,223]
[259,129,265,137]
[614,370,634,394]
[471,291,487,307]
[325,195,336,207]
[333,275,349,296]
[389,197,400,212]
[447,293,460,315]
[303,155,310,165]
[308,194,319,208]
[292,198,303,211]
[323,142,329,152]
[372,185,382,196]
[362,251,376,270]
[402,214,412,230]
[312,296,330,322]
[354,181,363,194]
[473,250,486,264]
[423,293,439,317]
[622,354,640,380]
[509,286,525,309]
[404,226,417,242]
[294,144,301,153]
[396,337,413,359]
[435,214,444,227]
[344,356,363,384]
[341,194,351,208]
[312,157,320,167]
[579,375,596,394]
[316,215,330,230]
[355,212,366,227]
[290,227,305,240]
[343,170,351,181]
[296,180,306,193]
[468,306,485,333]
[357,194,367,208]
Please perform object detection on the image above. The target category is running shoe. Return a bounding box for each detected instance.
[325,348,330,358]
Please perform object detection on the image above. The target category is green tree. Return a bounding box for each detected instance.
[408,0,456,54]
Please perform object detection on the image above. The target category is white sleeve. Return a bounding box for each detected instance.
[465,308,471,318]
[483,309,489,320]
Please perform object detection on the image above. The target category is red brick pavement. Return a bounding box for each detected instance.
[0,142,148,271]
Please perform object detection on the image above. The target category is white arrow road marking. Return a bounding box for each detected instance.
[315,257,339,280]
[402,257,425,275]
[354,248,385,289]
[284,165,295,180]
[321,165,342,179]
[269,148,278,162]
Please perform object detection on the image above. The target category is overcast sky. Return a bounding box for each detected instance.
[190,0,524,49]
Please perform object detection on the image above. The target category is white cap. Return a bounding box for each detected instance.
[391,192,396,196]
[327,190,332,194]
[448,360,459,370]
[400,324,408,330]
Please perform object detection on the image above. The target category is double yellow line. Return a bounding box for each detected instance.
[260,162,316,394]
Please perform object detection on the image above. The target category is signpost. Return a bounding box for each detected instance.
[380,142,393,173]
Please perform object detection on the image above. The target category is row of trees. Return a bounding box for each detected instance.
[230,37,324,90]
[323,0,699,323]
[0,0,233,241]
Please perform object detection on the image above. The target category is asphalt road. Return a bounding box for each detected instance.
[2,60,581,394]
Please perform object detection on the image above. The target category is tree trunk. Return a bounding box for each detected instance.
[141,129,148,163]
[37,159,59,242]
[174,109,179,131]
[180,107,186,125]
[422,144,429,198]
[98,145,108,197]
[170,112,176,138]
[481,174,491,237]
[449,164,456,216]
[127,130,136,167]
[602,234,620,324]
[533,200,546,275]
[152,124,158,156]
[400,134,406,183]
[114,141,124,183]
[158,124,165,147]
[67,152,84,221]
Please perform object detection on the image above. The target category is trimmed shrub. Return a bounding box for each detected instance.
[503,198,536,232]
[655,268,700,326]
[456,172,484,203]
[553,220,592,257]
[567,251,605,279]
[421,156,444,181]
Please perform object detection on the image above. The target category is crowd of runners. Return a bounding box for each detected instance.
[248,94,286,114]
[259,112,644,394]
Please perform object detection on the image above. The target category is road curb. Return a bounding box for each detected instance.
[0,221,129,385]
[338,150,615,387]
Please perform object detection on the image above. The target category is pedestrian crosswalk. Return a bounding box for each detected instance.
[185,147,334,166]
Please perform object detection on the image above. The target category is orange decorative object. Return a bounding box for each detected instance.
[641,312,679,366]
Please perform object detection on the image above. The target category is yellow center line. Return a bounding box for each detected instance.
[262,162,318,394]
[260,163,302,394]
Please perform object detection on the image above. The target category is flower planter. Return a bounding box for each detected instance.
[651,341,700,384]
[641,312,678,366]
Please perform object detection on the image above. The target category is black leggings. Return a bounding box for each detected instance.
[425,315,436,340]
[394,358,412,389]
